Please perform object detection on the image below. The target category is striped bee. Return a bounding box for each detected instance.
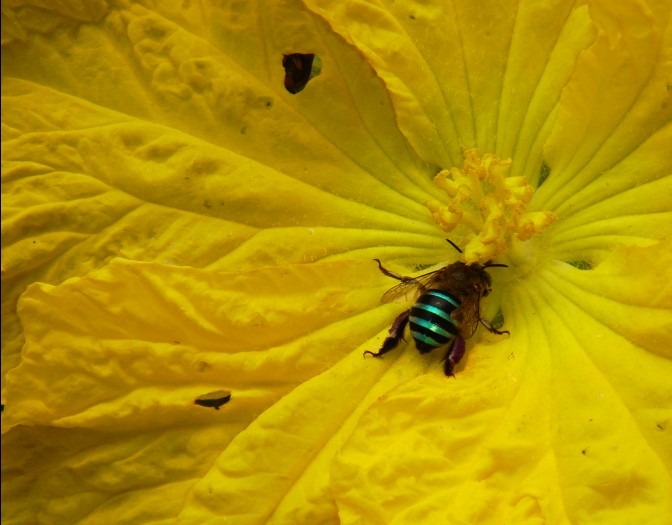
[364,240,509,375]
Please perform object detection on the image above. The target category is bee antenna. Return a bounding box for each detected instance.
[446,239,463,254]
[485,263,508,268]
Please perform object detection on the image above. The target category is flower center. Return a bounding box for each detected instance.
[427,149,556,264]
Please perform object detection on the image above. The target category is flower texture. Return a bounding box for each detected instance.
[2,1,671,524]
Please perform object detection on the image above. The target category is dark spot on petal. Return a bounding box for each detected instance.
[538,162,551,187]
[259,96,274,108]
[194,390,231,410]
[412,263,436,272]
[282,53,321,94]
[567,260,593,270]
[204,200,212,209]
[490,309,505,330]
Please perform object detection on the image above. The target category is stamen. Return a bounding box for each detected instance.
[427,149,556,263]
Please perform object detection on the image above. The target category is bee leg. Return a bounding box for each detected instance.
[373,259,414,283]
[442,338,466,376]
[364,310,410,358]
[479,318,510,336]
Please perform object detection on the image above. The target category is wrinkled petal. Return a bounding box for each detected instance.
[541,0,672,205]
[3,0,671,524]
[537,0,672,263]
[2,0,439,207]
[2,0,455,377]
[2,259,396,523]
[332,242,672,525]
[3,259,391,430]
[305,0,596,177]
[305,0,672,254]
[545,123,672,264]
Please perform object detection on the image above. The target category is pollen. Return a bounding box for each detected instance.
[427,149,556,263]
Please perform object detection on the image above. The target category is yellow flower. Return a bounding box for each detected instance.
[2,1,671,524]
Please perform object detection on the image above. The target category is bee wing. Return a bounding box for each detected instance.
[451,292,482,338]
[380,269,445,303]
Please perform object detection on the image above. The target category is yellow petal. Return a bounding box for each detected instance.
[2,0,452,380]
[538,0,672,211]
[1,78,445,378]
[2,259,398,523]
[4,259,390,429]
[305,0,596,175]
[545,123,672,264]
[3,1,671,524]
[332,243,672,524]
[2,2,440,208]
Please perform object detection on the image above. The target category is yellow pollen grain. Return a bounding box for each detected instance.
[427,149,556,263]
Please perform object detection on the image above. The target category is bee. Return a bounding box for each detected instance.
[364,240,509,375]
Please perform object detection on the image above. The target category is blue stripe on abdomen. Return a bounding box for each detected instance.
[424,290,460,308]
[411,303,458,326]
[409,290,461,351]
[409,315,455,338]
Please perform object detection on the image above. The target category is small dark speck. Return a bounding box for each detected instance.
[656,423,665,430]
[240,126,247,134]
[259,96,274,108]
[32,240,37,244]
[184,176,190,181]
[409,14,416,20]
[581,449,587,455]
[203,200,212,209]
[538,162,551,187]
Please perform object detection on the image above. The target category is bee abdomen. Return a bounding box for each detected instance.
[409,290,460,352]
